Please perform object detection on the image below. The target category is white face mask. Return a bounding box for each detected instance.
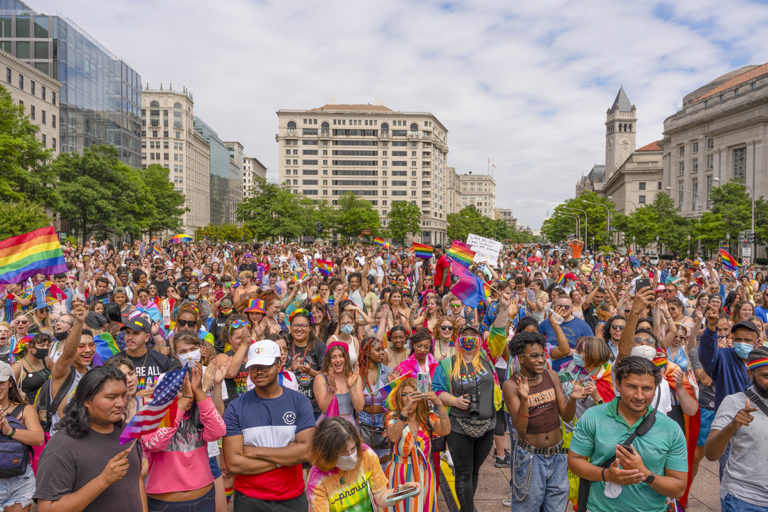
[336,449,358,471]
[177,349,201,366]
[630,345,657,361]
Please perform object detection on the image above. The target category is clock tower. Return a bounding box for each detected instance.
[605,87,636,178]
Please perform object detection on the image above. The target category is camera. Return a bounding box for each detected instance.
[468,392,480,419]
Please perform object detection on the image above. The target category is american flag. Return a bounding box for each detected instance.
[119,363,188,444]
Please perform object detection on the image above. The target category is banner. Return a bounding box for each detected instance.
[466,233,503,266]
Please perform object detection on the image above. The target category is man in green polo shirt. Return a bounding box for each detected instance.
[568,356,688,512]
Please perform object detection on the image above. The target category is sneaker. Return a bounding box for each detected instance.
[502,492,513,507]
[441,449,454,467]
[494,450,510,468]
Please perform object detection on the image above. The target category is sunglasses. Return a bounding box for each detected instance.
[439,325,453,331]
[177,319,196,328]
[634,336,655,345]
[229,319,249,329]
[610,324,625,330]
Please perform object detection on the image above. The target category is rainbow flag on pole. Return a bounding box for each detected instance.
[720,247,739,271]
[316,259,334,276]
[152,245,162,256]
[446,240,475,268]
[412,242,434,259]
[373,237,389,248]
[0,226,67,284]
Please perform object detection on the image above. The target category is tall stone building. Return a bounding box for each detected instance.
[141,86,210,232]
[458,173,496,218]
[242,156,267,198]
[276,104,450,244]
[194,118,241,225]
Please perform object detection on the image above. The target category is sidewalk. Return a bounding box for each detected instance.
[440,453,721,511]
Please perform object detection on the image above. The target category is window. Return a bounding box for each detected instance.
[18,74,23,90]
[30,80,35,96]
[678,145,684,158]
[5,67,10,84]
[52,137,56,149]
[692,158,698,173]
[639,182,646,191]
[51,113,55,128]
[658,182,662,190]
[51,92,56,106]
[41,110,46,124]
[692,141,698,153]
[691,178,698,211]
[706,175,713,209]
[678,180,684,211]
[706,137,714,150]
[733,147,746,180]
[30,105,35,120]
[706,154,713,170]
[678,161,684,176]
[41,134,46,146]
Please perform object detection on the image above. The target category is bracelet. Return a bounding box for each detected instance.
[601,468,606,481]
[181,395,194,399]
[398,413,408,422]
[449,396,455,405]
[7,427,16,438]
[518,411,529,418]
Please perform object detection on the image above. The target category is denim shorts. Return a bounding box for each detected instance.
[0,464,35,509]
[509,439,568,512]
[722,493,768,512]
[697,407,715,446]
[358,410,385,428]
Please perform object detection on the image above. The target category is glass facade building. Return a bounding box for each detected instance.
[0,0,142,166]
[194,117,240,225]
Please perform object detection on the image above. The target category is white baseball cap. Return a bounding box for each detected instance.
[245,339,281,368]
[0,360,12,382]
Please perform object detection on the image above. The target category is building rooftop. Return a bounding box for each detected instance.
[693,62,768,103]
[609,87,633,113]
[636,140,662,152]
[309,104,393,112]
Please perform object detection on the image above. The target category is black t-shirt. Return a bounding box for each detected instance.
[111,349,172,392]
[583,303,599,332]
[34,425,143,512]
[87,293,111,305]
[224,348,249,404]
[151,278,170,297]
[286,340,326,416]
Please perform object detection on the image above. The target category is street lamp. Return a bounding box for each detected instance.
[656,235,660,255]
[583,199,611,242]
[563,207,588,247]
[562,213,580,241]
[714,177,755,260]
[687,233,691,258]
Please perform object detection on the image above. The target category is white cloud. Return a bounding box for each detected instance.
[31,0,768,229]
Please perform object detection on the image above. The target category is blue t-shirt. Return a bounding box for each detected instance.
[539,316,593,371]
[224,387,314,500]
[754,306,768,323]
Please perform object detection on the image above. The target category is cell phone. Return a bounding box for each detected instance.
[417,372,430,394]
[636,278,651,292]
[385,484,421,503]
[620,441,634,454]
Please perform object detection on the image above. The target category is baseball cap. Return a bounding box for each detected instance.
[732,320,760,335]
[123,316,151,334]
[0,360,11,382]
[85,311,108,330]
[245,339,281,368]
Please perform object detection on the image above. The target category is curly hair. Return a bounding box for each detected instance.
[515,316,539,334]
[60,366,126,439]
[508,331,547,358]
[603,315,626,345]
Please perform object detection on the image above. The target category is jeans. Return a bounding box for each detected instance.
[509,440,568,512]
[722,494,768,512]
[447,428,494,512]
[234,491,308,512]
[147,486,216,512]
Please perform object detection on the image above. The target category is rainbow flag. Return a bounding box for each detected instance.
[720,247,739,271]
[311,294,322,303]
[446,240,475,268]
[450,261,486,308]
[557,273,565,285]
[317,259,334,276]
[120,363,188,444]
[9,334,33,363]
[373,237,388,247]
[92,333,120,367]
[0,226,67,284]
[152,245,162,256]
[292,271,310,284]
[380,374,410,411]
[169,234,192,244]
[412,242,434,259]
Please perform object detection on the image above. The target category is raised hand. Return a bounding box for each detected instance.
[515,375,529,401]
[731,399,758,429]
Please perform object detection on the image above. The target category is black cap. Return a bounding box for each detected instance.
[85,311,107,330]
[122,317,151,334]
[731,320,760,335]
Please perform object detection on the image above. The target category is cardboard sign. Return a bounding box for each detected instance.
[466,233,503,266]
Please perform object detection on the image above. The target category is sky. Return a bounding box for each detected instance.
[31,0,768,230]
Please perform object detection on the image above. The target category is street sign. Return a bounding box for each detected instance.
[743,257,751,266]
[742,247,752,258]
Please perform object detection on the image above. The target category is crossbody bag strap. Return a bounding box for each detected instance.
[745,388,768,417]
[597,407,658,469]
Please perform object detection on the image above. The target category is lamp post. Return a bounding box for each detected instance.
[687,233,691,258]
[583,200,611,244]
[563,207,588,248]
[562,213,580,241]
[656,235,660,255]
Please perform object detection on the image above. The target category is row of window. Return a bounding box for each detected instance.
[676,176,714,211]
[283,169,421,177]
[20,101,55,128]
[5,68,56,105]
[678,137,715,157]
[676,148,742,178]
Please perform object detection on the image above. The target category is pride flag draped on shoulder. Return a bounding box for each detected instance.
[0,226,67,284]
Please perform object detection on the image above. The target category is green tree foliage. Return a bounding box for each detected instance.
[448,205,534,244]
[140,165,188,237]
[332,193,381,240]
[541,191,616,246]
[693,181,768,253]
[616,193,695,255]
[386,201,421,243]
[0,199,51,240]
[53,145,152,243]
[195,223,247,242]
[236,177,316,241]
[0,85,58,209]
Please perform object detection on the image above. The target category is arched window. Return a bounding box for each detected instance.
[150,100,159,108]
[409,123,418,131]
[287,121,296,130]
[173,102,182,109]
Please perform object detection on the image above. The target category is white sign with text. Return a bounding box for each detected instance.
[466,234,503,266]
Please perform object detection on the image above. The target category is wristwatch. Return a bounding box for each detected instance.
[643,472,656,485]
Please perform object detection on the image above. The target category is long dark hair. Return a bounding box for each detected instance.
[60,366,127,439]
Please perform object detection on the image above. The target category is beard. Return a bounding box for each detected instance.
[753,379,768,399]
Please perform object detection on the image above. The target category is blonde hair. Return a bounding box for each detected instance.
[450,329,484,381]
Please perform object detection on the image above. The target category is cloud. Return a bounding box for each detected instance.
[31,0,768,230]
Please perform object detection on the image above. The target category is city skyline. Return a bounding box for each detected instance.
[28,0,768,229]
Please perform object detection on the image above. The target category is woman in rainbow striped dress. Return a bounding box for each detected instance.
[384,377,450,512]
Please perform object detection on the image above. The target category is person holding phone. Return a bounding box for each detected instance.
[308,417,419,512]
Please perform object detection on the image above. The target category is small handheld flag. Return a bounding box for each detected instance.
[412,242,434,259]
[720,248,739,271]
[317,259,334,276]
[446,240,475,268]
[373,237,389,248]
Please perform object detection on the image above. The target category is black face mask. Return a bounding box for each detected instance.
[753,378,768,399]
[54,331,69,341]
[33,348,48,360]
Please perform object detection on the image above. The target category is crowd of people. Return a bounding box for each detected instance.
[0,237,767,512]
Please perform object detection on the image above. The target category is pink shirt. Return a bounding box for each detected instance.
[142,397,226,494]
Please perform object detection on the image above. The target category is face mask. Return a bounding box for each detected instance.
[572,353,585,368]
[630,345,657,361]
[0,345,9,356]
[177,349,201,365]
[33,347,48,360]
[54,331,69,341]
[336,449,358,471]
[188,294,197,300]
[340,325,354,335]
[734,342,754,360]
[458,335,478,352]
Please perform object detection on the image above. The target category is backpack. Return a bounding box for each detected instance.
[0,404,30,478]
[34,365,77,433]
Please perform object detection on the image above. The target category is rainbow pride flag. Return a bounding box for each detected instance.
[720,247,739,271]
[92,333,120,367]
[557,273,565,285]
[0,226,67,284]
[446,240,475,268]
[373,237,389,248]
[152,245,162,256]
[317,259,334,276]
[292,271,310,284]
[169,233,192,244]
[412,242,434,259]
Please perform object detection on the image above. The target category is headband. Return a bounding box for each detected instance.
[747,357,768,371]
[289,308,314,325]
[326,340,349,355]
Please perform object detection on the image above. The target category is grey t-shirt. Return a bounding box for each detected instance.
[711,389,768,506]
[34,425,143,511]
[688,348,715,410]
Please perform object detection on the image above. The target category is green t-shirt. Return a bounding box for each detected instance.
[569,397,688,512]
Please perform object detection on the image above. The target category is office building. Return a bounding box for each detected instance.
[194,117,241,225]
[0,48,59,153]
[242,156,267,198]
[495,208,517,229]
[662,62,768,217]
[457,172,495,217]
[225,141,245,208]
[0,0,142,166]
[276,104,450,244]
[141,86,210,232]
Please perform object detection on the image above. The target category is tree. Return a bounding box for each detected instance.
[447,205,484,241]
[332,193,380,241]
[386,201,421,243]
[621,193,694,255]
[541,191,617,247]
[0,85,58,209]
[140,165,188,238]
[0,199,52,240]
[236,177,315,241]
[195,224,245,242]
[53,145,152,243]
